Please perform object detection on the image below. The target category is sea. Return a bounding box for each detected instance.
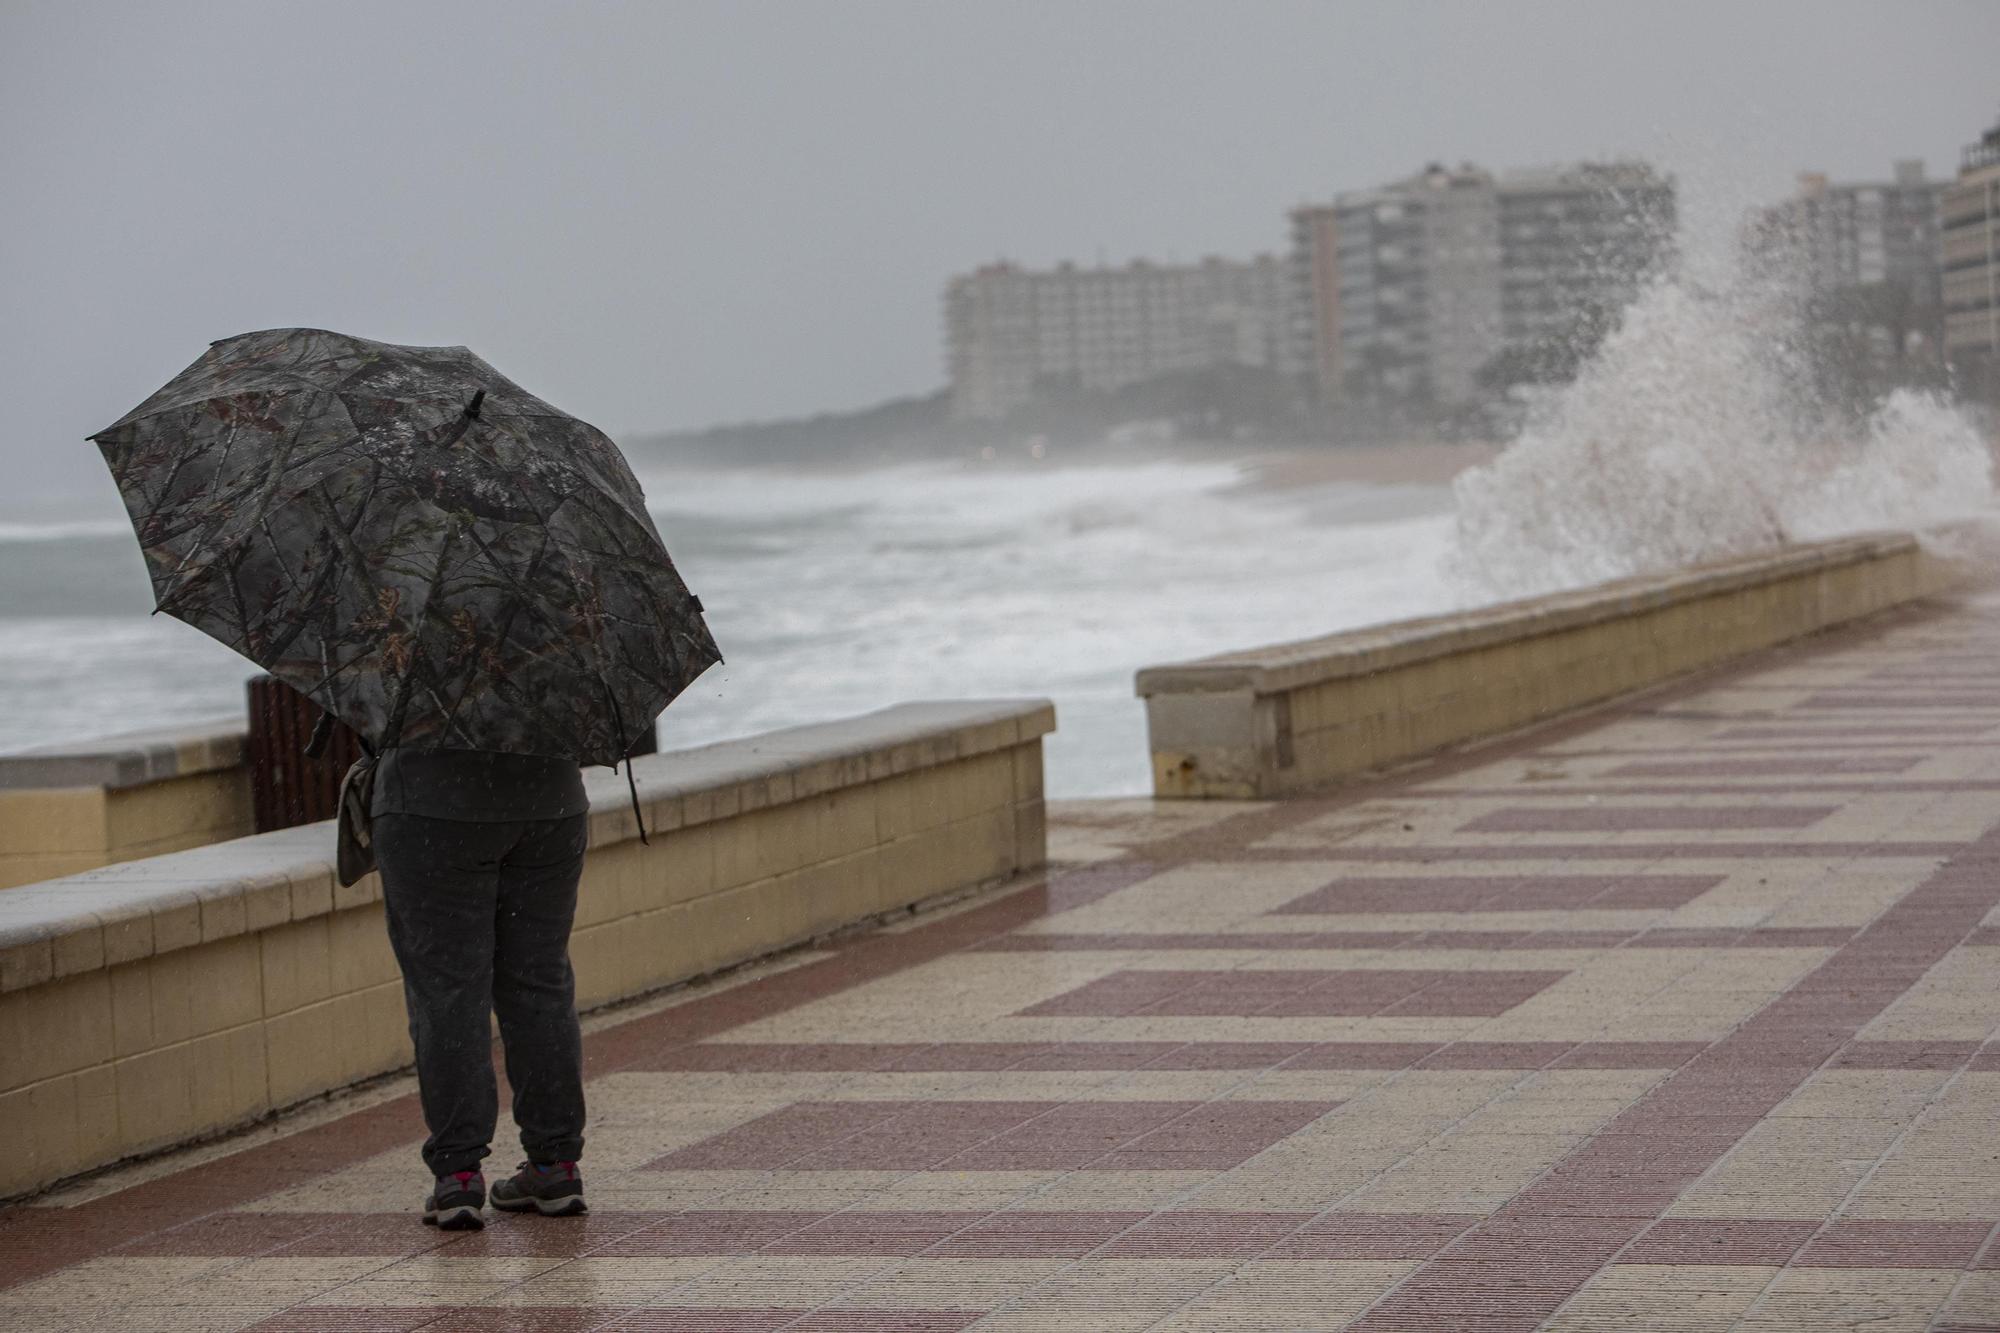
[12,236,1998,797]
[0,458,1464,798]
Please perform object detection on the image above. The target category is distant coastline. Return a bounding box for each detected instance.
[622,389,963,466]
[620,368,1500,474]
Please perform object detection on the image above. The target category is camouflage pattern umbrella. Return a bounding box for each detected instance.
[90,328,720,769]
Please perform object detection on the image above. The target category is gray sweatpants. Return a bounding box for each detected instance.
[375,812,589,1177]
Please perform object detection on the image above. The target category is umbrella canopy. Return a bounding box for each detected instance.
[91,328,720,767]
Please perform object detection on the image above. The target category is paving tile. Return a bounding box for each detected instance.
[643,1099,1335,1173]
[1459,805,1840,833]
[27,604,2000,1331]
[1621,1218,1819,1266]
[240,1311,445,1331]
[1274,874,1724,914]
[412,1311,637,1333]
[1017,968,1567,1018]
[1793,1219,1995,1268]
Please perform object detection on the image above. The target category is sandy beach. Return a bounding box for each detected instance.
[937,438,1505,492]
[1230,441,1502,490]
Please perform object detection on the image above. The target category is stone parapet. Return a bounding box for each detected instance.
[0,698,1053,1199]
[0,720,254,889]
[0,718,246,792]
[1137,532,1947,798]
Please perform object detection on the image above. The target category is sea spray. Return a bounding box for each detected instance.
[1783,389,1996,544]
[1,460,1464,795]
[1447,249,1995,601]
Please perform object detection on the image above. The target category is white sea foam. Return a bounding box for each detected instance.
[643,460,1460,796]
[54,214,1981,797]
[0,518,131,542]
[0,460,1461,796]
[1784,390,1997,543]
[13,229,1990,797]
[1448,246,1996,601]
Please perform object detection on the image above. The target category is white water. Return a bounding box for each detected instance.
[0,460,1461,796]
[11,205,1995,794]
[1449,259,1996,600]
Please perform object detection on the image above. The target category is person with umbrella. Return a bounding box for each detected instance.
[92,329,721,1230]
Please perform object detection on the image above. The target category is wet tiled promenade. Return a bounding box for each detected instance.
[13,598,2000,1330]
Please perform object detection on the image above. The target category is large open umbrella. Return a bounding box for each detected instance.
[91,327,720,771]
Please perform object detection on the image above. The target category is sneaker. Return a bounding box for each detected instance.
[490,1160,587,1216]
[422,1169,486,1230]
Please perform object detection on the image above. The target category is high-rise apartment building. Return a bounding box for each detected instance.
[1498,162,1677,354]
[1746,161,1945,328]
[1287,207,1344,403]
[1291,164,1498,408]
[1741,161,1947,395]
[1291,161,1673,409]
[1335,164,1500,407]
[943,255,1292,420]
[1942,120,2000,385]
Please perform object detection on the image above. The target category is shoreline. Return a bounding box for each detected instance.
[624,438,1507,492]
[1230,441,1501,492]
[0,443,1494,545]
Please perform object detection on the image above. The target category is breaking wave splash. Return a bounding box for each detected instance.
[1449,252,1995,601]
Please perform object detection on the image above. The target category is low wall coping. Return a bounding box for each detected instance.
[1134,532,1918,698]
[0,717,246,791]
[0,697,1055,994]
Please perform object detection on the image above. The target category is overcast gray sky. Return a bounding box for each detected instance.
[3,0,1996,510]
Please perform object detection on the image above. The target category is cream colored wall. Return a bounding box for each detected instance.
[0,769,255,890]
[1144,535,1947,799]
[0,720,1048,1201]
[566,744,1041,1011]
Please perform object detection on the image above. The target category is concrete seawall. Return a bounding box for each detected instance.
[0,699,1052,1199]
[1137,532,1954,799]
[0,723,254,890]
[0,527,1966,1199]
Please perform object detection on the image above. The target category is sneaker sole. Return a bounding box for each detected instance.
[423,1204,485,1230]
[492,1194,588,1217]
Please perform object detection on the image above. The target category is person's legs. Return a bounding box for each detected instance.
[375,813,514,1177]
[490,813,589,1168]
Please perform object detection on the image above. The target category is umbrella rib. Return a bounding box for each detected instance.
[176,403,276,581]
[299,640,382,697]
[256,515,306,602]
[418,681,461,743]
[467,659,591,757]
[426,662,583,758]
[428,671,476,748]
[460,523,621,757]
[377,521,462,750]
[314,595,341,722]
[462,524,604,683]
[414,543,583,758]
[430,535,550,744]
[305,482,389,622]
[155,416,244,593]
[141,412,381,553]
[129,431,209,535]
[99,331,369,435]
[229,560,262,657]
[156,400,327,606]
[253,553,344,668]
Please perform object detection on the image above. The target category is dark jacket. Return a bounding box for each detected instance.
[371,749,589,823]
